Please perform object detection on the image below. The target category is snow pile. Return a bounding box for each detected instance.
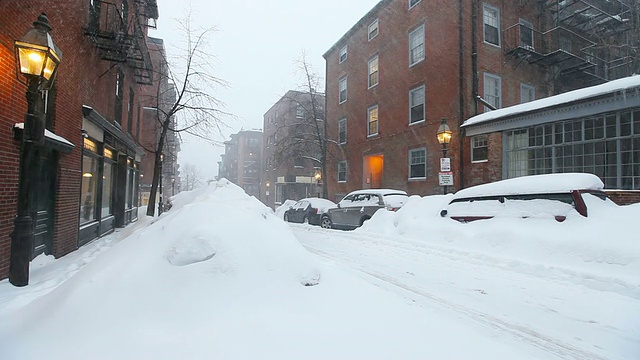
[360,193,640,298]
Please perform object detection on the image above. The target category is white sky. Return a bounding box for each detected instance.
[0,179,638,358]
[150,0,380,182]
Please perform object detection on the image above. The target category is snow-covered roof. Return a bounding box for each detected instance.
[346,189,408,197]
[452,173,604,199]
[14,123,75,147]
[463,75,640,128]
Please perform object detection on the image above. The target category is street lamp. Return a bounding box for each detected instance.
[436,117,452,195]
[314,169,322,198]
[10,13,62,286]
[171,177,175,196]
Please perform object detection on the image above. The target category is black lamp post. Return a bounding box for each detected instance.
[171,177,175,197]
[158,153,164,215]
[436,117,452,195]
[10,13,62,287]
[314,169,322,198]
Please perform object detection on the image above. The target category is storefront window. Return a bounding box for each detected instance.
[101,160,115,218]
[80,154,99,225]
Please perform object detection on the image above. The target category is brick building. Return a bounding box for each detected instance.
[139,37,181,207]
[0,0,159,281]
[261,90,326,209]
[218,130,262,198]
[323,0,638,202]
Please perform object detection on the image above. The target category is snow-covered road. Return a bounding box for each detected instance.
[290,223,639,360]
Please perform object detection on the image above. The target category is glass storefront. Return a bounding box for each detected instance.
[81,139,99,225]
[101,148,116,219]
[505,109,640,189]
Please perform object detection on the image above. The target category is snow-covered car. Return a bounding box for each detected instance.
[283,198,337,225]
[440,173,609,223]
[321,189,409,230]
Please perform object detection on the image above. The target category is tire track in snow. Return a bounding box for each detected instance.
[304,243,607,360]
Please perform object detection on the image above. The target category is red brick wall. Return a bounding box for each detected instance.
[0,1,152,280]
[324,0,558,201]
[605,191,640,206]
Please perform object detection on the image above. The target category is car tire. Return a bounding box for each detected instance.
[320,216,332,229]
[284,213,289,222]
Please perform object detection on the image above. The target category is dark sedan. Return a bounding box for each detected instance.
[283,198,337,225]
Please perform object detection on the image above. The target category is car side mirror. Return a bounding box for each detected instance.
[337,203,341,209]
[440,209,448,217]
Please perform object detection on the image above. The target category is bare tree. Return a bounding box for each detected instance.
[142,12,231,216]
[181,163,203,191]
[269,51,330,198]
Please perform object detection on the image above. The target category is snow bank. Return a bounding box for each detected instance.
[360,193,640,299]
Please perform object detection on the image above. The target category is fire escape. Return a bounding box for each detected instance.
[503,0,636,91]
[85,0,158,85]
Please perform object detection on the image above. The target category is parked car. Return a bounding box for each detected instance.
[440,173,609,223]
[321,189,409,230]
[283,198,337,225]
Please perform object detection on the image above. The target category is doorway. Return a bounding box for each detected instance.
[32,148,58,258]
[363,154,384,189]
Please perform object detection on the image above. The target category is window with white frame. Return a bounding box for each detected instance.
[368,19,379,41]
[483,73,501,111]
[409,24,425,66]
[368,55,379,88]
[339,76,347,104]
[409,0,421,9]
[339,45,347,63]
[338,118,347,144]
[483,4,500,46]
[409,85,425,124]
[471,135,488,162]
[338,161,347,182]
[367,105,379,137]
[520,83,535,103]
[409,148,426,179]
[519,18,534,49]
[296,104,304,118]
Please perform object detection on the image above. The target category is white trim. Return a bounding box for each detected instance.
[338,76,348,104]
[408,147,427,179]
[339,45,347,63]
[368,19,379,41]
[368,55,379,89]
[483,3,501,47]
[409,0,422,10]
[409,85,425,124]
[408,24,425,67]
[483,72,502,111]
[338,118,347,145]
[367,105,379,137]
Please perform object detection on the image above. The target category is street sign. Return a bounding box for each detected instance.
[439,172,454,186]
[440,157,451,172]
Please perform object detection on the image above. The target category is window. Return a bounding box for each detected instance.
[339,45,347,63]
[338,161,347,182]
[483,4,500,46]
[368,55,379,88]
[409,25,425,66]
[101,149,115,218]
[409,0,421,9]
[115,69,124,125]
[472,135,488,162]
[127,87,134,134]
[296,104,304,118]
[339,76,347,104]
[409,85,425,124]
[519,19,533,49]
[520,83,535,103]
[367,105,379,137]
[368,19,379,41]
[483,73,501,111]
[409,148,426,179]
[81,139,99,225]
[338,118,347,144]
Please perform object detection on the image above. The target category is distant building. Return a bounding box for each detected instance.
[323,0,639,203]
[261,90,326,208]
[218,130,262,198]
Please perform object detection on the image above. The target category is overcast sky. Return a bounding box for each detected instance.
[150,0,379,182]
